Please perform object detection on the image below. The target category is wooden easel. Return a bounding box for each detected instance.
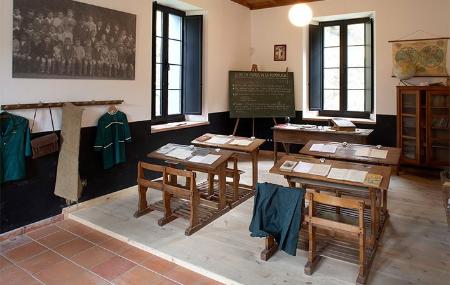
[232,64,281,136]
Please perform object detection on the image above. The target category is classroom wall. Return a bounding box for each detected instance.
[0,0,250,233]
[0,0,251,131]
[250,0,450,115]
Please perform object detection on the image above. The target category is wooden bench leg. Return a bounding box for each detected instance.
[186,191,200,236]
[356,202,367,284]
[134,186,154,218]
[261,236,278,261]
[158,191,177,226]
[304,223,320,275]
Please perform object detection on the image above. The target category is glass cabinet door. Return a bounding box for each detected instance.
[399,90,420,164]
[427,91,450,166]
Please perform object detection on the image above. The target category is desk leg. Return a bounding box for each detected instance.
[274,140,278,163]
[218,164,227,210]
[369,188,378,249]
[252,149,259,190]
[261,236,278,261]
[208,173,214,196]
[382,189,389,218]
[283,143,290,155]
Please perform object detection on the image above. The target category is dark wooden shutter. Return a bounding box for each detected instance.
[364,19,373,113]
[309,23,323,110]
[183,15,203,114]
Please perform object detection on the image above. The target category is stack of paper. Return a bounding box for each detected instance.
[309,143,338,153]
[189,154,221,165]
[332,118,355,128]
[354,148,388,159]
[229,139,252,146]
[327,168,368,183]
[293,161,331,176]
[206,136,231,145]
[166,148,193,160]
[156,144,177,154]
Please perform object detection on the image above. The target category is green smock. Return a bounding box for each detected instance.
[94,111,131,169]
[0,114,32,183]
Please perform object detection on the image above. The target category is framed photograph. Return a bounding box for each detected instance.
[274,44,286,61]
[12,0,136,80]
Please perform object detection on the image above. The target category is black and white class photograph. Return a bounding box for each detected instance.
[12,0,137,80]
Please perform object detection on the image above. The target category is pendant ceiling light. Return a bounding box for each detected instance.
[288,3,313,27]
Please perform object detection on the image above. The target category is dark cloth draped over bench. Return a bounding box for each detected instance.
[249,182,305,256]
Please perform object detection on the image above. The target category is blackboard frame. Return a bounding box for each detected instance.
[229,71,295,118]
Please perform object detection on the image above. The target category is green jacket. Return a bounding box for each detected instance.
[94,111,131,169]
[0,114,32,183]
[249,182,305,256]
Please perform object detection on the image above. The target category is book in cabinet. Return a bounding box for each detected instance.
[397,86,450,167]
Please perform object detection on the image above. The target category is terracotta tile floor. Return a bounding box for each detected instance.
[0,219,222,285]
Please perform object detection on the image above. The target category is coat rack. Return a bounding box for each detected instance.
[0,100,124,111]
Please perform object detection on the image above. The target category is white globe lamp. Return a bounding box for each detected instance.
[288,3,313,27]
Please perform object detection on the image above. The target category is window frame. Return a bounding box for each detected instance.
[317,17,373,119]
[151,3,186,123]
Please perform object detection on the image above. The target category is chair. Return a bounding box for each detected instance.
[134,161,165,218]
[304,192,367,284]
[158,166,200,236]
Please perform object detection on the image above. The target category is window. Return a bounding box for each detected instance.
[309,18,373,118]
[152,3,203,122]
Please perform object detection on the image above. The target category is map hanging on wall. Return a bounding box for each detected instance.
[392,38,448,77]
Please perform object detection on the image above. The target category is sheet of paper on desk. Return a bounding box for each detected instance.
[229,139,252,146]
[310,143,337,153]
[189,155,206,163]
[309,164,331,176]
[370,149,388,159]
[310,144,324,152]
[206,136,231,145]
[322,144,337,153]
[278,124,298,130]
[327,168,348,180]
[166,148,193,160]
[354,147,371,157]
[293,161,313,173]
[157,144,177,154]
[200,154,221,164]
[345,170,368,183]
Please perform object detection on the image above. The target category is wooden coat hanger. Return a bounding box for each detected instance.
[108,105,118,114]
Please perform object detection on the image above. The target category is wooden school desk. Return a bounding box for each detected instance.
[300,140,401,175]
[191,133,265,190]
[265,155,392,284]
[148,146,234,210]
[272,125,374,162]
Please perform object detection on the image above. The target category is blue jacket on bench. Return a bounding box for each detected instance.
[249,182,305,256]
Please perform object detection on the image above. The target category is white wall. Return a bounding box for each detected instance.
[1,0,152,132]
[0,0,251,131]
[250,0,450,116]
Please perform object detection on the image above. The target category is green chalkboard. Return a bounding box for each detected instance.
[229,71,295,118]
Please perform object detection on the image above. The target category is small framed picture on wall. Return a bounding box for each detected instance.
[274,45,286,61]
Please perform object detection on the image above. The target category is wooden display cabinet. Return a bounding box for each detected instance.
[397,86,450,167]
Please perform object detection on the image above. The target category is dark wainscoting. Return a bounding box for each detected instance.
[0,110,395,233]
[0,112,231,233]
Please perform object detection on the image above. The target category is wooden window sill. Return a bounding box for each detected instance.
[151,121,210,134]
